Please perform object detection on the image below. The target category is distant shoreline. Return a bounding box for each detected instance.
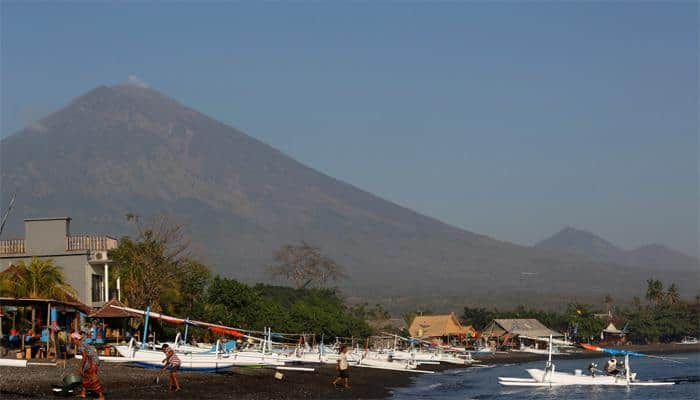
[1,343,698,399]
[475,342,700,367]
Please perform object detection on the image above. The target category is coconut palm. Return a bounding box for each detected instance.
[645,278,664,305]
[1,257,76,330]
[666,283,680,304]
[603,294,614,314]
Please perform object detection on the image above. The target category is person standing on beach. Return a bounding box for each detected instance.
[160,344,182,391]
[331,345,351,389]
[74,331,105,399]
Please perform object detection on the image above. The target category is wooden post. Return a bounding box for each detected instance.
[46,302,51,359]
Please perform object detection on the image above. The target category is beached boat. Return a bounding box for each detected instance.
[114,338,286,367]
[679,336,698,345]
[513,344,568,356]
[498,337,674,387]
[354,354,433,373]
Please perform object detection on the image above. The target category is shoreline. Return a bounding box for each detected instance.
[1,343,697,399]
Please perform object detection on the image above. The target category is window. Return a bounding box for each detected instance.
[92,274,104,302]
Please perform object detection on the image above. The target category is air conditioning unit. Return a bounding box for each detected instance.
[91,250,109,261]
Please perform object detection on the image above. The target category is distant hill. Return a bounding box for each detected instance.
[1,84,697,310]
[535,227,698,272]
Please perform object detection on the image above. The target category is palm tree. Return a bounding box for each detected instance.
[3,258,76,330]
[603,294,614,315]
[645,278,664,305]
[666,283,680,304]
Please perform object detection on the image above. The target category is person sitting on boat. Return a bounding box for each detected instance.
[588,362,597,377]
[617,359,626,376]
[605,357,620,375]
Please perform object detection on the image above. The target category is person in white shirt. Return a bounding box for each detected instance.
[331,345,351,389]
[605,357,619,375]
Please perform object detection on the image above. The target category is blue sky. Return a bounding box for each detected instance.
[1,2,698,256]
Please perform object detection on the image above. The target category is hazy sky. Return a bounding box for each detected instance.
[1,2,698,256]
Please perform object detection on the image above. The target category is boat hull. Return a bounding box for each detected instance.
[498,369,673,386]
[132,359,236,372]
[114,346,286,367]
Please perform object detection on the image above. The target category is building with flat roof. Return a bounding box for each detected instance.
[0,217,119,308]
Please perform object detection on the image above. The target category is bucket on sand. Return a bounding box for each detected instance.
[274,372,284,380]
[52,373,83,397]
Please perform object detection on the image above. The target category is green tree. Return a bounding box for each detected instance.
[350,303,392,333]
[566,303,604,342]
[625,280,693,343]
[204,277,371,338]
[0,257,76,330]
[461,307,496,331]
[110,215,190,311]
[177,260,211,315]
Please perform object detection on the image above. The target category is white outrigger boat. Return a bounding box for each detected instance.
[679,336,698,345]
[113,338,285,369]
[499,336,674,387]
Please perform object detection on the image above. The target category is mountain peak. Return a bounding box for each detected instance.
[535,226,625,263]
[1,86,697,309]
[542,226,617,248]
[536,227,698,272]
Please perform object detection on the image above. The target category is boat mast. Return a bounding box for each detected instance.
[545,334,553,382]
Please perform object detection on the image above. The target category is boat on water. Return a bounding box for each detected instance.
[498,336,674,387]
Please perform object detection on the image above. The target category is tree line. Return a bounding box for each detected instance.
[109,215,372,340]
[459,278,699,344]
[2,215,696,345]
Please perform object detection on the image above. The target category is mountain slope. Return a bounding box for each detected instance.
[1,84,697,309]
[535,227,698,272]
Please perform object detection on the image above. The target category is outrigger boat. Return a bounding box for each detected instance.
[679,336,698,345]
[498,336,674,387]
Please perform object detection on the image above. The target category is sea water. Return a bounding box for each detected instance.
[391,352,700,400]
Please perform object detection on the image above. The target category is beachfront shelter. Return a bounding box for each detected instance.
[600,322,626,343]
[89,298,140,344]
[0,296,91,358]
[408,313,475,344]
[483,318,563,348]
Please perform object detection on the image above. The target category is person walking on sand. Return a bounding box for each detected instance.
[331,345,351,389]
[160,344,182,391]
[74,331,105,399]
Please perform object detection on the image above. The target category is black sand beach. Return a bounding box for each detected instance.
[1,343,697,400]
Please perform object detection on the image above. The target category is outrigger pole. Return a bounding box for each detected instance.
[141,306,150,350]
[111,304,266,342]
